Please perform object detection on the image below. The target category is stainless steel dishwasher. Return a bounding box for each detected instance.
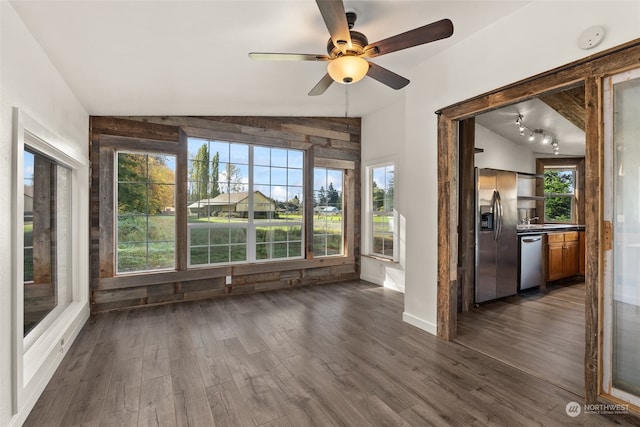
[519,234,543,290]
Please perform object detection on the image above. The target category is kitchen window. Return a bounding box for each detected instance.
[543,166,576,223]
[368,163,396,259]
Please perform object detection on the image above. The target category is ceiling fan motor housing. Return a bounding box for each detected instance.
[327,31,369,58]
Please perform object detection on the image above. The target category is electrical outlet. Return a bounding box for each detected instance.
[225,275,232,285]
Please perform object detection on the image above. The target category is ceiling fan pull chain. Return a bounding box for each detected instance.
[345,84,349,118]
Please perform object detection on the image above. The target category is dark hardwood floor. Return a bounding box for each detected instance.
[457,282,586,397]
[25,281,637,426]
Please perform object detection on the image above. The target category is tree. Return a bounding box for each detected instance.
[385,171,394,210]
[210,152,220,198]
[189,145,210,202]
[372,182,386,211]
[544,170,573,221]
[220,163,244,193]
[117,154,174,215]
[327,182,341,209]
[117,153,148,214]
[316,186,327,207]
[148,156,175,213]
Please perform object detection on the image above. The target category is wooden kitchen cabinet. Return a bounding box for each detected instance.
[546,231,580,281]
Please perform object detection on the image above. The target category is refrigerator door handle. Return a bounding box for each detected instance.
[495,190,503,241]
[491,190,498,242]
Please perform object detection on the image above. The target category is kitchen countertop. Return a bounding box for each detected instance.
[516,224,586,235]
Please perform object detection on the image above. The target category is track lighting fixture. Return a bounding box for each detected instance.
[514,114,560,155]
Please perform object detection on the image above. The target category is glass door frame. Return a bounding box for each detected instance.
[602,66,640,408]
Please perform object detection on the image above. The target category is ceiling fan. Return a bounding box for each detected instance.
[249,0,454,96]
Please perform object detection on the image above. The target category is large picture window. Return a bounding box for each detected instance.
[116,152,176,273]
[313,167,343,257]
[370,164,395,259]
[187,138,304,266]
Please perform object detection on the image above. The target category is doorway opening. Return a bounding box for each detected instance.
[436,39,640,406]
[452,84,587,397]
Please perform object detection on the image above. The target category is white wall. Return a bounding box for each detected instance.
[1,2,90,426]
[474,124,536,174]
[361,99,406,292]
[361,1,640,334]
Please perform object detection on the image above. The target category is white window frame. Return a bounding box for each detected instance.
[186,139,305,267]
[543,165,577,224]
[364,160,398,261]
[313,167,344,257]
[12,108,90,417]
[115,151,177,274]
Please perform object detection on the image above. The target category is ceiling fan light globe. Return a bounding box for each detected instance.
[327,56,369,84]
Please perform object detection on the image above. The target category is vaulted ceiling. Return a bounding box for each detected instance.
[475,86,586,156]
[10,0,530,117]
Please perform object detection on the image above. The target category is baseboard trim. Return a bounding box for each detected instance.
[360,273,383,287]
[402,311,437,335]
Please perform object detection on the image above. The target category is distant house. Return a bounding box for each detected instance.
[188,191,276,218]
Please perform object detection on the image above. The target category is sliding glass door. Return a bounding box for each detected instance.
[603,67,640,407]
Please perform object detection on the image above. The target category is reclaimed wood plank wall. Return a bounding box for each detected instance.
[90,116,361,313]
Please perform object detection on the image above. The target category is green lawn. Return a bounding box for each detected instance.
[115,213,345,271]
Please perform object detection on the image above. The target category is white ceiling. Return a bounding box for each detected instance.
[475,98,586,156]
[10,0,530,117]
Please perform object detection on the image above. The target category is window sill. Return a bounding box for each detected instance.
[362,254,399,265]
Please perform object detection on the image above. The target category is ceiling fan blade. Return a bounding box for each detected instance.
[315,0,352,51]
[366,62,410,90]
[308,73,334,96]
[363,18,454,58]
[249,53,330,61]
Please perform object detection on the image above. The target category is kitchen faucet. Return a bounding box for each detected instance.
[521,216,539,225]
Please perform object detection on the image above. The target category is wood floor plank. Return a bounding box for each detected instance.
[456,282,586,396]
[25,280,639,427]
[138,375,176,427]
[170,355,215,426]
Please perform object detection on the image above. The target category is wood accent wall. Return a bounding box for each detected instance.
[90,116,361,313]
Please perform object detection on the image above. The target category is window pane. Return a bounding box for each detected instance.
[190,227,208,247]
[118,183,148,214]
[313,167,343,257]
[313,235,327,257]
[271,148,288,167]
[254,166,271,185]
[271,167,287,186]
[118,153,147,182]
[254,146,271,166]
[544,168,575,223]
[288,150,304,169]
[229,143,249,164]
[187,144,304,266]
[118,215,148,243]
[117,242,147,273]
[190,247,209,265]
[370,164,395,258]
[210,245,230,263]
[211,141,230,163]
[230,245,247,262]
[288,168,303,186]
[116,152,176,273]
[24,149,71,336]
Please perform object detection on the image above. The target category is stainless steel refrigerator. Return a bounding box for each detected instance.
[475,168,518,303]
